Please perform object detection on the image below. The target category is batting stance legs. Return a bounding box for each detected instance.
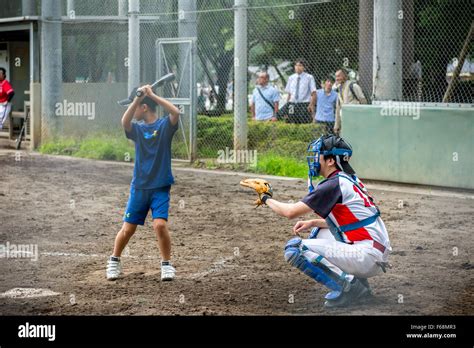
[284,228,382,306]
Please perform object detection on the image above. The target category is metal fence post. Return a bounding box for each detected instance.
[373,0,403,101]
[64,0,77,83]
[67,0,74,15]
[178,1,197,161]
[41,0,62,140]
[358,0,373,99]
[118,0,128,17]
[178,0,196,98]
[234,0,248,151]
[128,0,140,94]
[191,39,197,162]
[116,0,128,83]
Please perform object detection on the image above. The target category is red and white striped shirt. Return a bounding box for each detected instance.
[302,170,390,250]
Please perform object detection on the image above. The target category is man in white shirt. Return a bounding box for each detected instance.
[251,71,280,121]
[283,59,316,124]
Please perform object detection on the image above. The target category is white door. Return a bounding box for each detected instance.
[0,43,9,76]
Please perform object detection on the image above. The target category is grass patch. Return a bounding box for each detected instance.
[38,137,79,156]
[194,114,323,177]
[254,152,308,178]
[195,152,309,178]
[39,134,135,162]
[39,115,326,178]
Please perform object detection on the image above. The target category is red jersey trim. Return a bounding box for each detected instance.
[331,203,372,242]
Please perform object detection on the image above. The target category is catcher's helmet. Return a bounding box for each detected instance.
[307,135,355,191]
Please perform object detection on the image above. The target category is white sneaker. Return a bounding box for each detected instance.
[161,264,176,281]
[106,257,121,280]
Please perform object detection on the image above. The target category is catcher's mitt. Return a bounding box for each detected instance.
[240,178,273,207]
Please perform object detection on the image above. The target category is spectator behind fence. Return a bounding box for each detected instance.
[251,71,280,121]
[334,69,367,135]
[282,59,316,124]
[0,67,14,130]
[197,89,206,114]
[315,76,338,134]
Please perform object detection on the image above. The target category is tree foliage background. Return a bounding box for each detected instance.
[2,0,468,105]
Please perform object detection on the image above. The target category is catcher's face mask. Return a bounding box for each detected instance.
[307,135,353,192]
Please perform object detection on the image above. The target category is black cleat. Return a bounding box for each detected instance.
[357,278,373,296]
[323,278,370,308]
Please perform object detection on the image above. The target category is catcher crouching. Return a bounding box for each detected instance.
[241,135,391,308]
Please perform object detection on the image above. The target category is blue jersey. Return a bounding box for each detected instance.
[125,116,178,189]
[315,89,337,122]
[252,85,280,121]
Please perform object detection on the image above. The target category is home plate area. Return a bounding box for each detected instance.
[0,153,472,315]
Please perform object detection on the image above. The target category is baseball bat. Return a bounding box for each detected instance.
[136,73,176,97]
[118,73,176,106]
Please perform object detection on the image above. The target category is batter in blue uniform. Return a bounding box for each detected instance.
[106,84,181,282]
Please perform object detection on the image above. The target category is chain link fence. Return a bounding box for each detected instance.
[36,0,473,172]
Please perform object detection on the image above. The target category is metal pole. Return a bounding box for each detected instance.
[373,0,403,101]
[41,0,62,140]
[116,0,128,83]
[178,0,197,161]
[29,22,35,149]
[234,0,248,151]
[191,40,197,162]
[67,0,75,17]
[128,0,140,94]
[358,0,373,100]
[29,23,34,84]
[178,0,196,99]
[402,0,414,83]
[118,0,128,17]
[64,0,76,83]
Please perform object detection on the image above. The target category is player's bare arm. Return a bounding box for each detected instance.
[264,199,312,219]
[309,91,316,113]
[313,92,318,123]
[239,178,312,219]
[292,218,328,236]
[121,92,145,132]
[272,102,279,121]
[145,88,180,125]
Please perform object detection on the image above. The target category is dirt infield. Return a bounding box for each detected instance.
[0,150,473,315]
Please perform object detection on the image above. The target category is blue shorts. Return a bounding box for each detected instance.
[123,186,171,225]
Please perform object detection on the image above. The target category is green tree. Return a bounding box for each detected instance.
[197,0,259,114]
[248,0,359,83]
[197,0,235,114]
[414,0,472,102]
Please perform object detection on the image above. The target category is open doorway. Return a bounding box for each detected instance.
[0,29,30,146]
[0,42,8,76]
